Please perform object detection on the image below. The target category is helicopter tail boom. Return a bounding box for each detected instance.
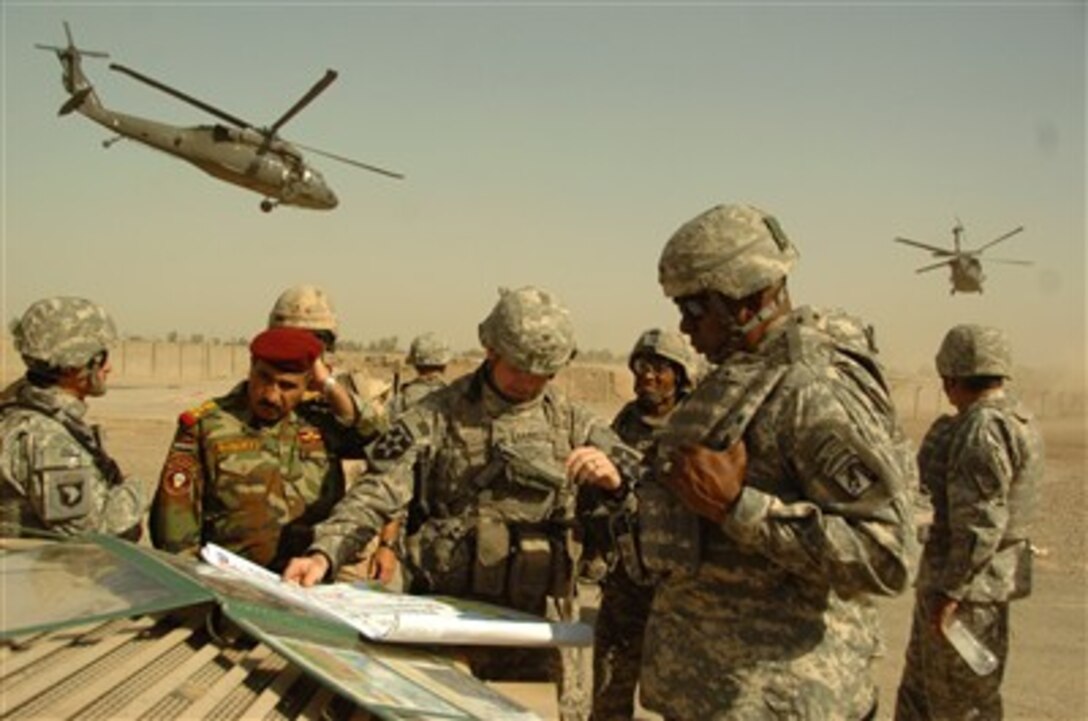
[36,22,107,117]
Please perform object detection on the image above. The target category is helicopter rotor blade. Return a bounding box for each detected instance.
[294,142,405,179]
[894,237,955,256]
[975,225,1025,254]
[109,63,253,129]
[915,260,953,274]
[985,258,1034,266]
[268,69,338,136]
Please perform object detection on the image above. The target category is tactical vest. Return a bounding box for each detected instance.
[406,384,580,615]
[630,307,898,580]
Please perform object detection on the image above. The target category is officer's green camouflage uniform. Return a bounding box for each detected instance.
[590,400,666,721]
[308,364,640,721]
[150,382,382,571]
[0,380,148,538]
[895,327,1041,720]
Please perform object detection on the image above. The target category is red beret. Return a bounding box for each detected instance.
[249,327,322,372]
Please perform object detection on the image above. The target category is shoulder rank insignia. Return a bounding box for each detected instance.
[178,399,218,428]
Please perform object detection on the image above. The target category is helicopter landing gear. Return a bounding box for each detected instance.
[260,199,277,213]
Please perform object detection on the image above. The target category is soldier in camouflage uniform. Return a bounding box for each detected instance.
[150,326,385,572]
[267,284,398,584]
[895,324,1041,720]
[0,297,149,539]
[590,328,701,721]
[587,203,918,719]
[390,332,453,416]
[284,286,642,721]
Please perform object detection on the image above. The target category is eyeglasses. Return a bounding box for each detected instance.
[313,330,337,353]
[675,295,709,322]
[631,356,674,377]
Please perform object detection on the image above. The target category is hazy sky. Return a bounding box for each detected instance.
[2,2,1084,378]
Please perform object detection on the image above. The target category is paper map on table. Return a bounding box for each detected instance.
[200,543,592,647]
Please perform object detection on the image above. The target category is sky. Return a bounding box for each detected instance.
[2,1,1084,382]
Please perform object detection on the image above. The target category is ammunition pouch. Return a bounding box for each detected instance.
[610,507,654,586]
[407,516,474,596]
[473,516,511,597]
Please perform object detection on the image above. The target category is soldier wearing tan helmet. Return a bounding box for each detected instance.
[266,284,399,584]
[585,203,918,719]
[284,286,642,721]
[895,324,1042,720]
[0,297,149,539]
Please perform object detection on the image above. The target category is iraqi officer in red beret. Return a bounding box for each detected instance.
[150,327,383,571]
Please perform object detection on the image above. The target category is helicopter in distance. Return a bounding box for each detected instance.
[893,220,1030,294]
[36,22,403,212]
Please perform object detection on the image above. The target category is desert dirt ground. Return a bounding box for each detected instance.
[88,379,1086,720]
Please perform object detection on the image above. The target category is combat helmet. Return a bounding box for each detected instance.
[407,332,453,367]
[659,203,799,300]
[268,285,338,335]
[12,297,117,369]
[628,328,702,392]
[478,286,577,375]
[935,324,1013,379]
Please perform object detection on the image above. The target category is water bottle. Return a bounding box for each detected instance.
[942,616,999,676]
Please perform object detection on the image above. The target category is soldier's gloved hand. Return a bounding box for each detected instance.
[663,441,748,524]
[369,545,399,585]
[283,552,331,587]
[565,446,622,492]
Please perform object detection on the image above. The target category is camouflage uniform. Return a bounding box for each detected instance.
[640,204,918,720]
[150,381,382,571]
[590,403,662,721]
[591,329,701,721]
[308,288,640,721]
[0,297,148,539]
[895,325,1041,720]
[390,333,453,416]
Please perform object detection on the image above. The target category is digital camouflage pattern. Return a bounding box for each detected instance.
[639,306,918,720]
[389,375,447,417]
[12,296,117,369]
[309,364,641,721]
[407,332,453,367]
[658,203,799,300]
[150,382,379,571]
[589,400,667,721]
[267,284,338,333]
[0,379,148,538]
[477,286,577,375]
[935,323,1013,379]
[895,390,1042,719]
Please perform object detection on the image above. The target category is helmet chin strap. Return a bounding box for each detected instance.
[739,284,786,335]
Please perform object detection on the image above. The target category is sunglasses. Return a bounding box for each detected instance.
[87,350,109,369]
[675,295,710,321]
[631,356,674,377]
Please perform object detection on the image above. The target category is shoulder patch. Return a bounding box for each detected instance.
[179,399,218,427]
[371,419,416,462]
[161,452,198,496]
[800,420,893,499]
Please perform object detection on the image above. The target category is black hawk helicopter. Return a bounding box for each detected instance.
[37,22,403,212]
[894,220,1030,294]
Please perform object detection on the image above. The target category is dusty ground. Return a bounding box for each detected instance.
[89,380,1086,720]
